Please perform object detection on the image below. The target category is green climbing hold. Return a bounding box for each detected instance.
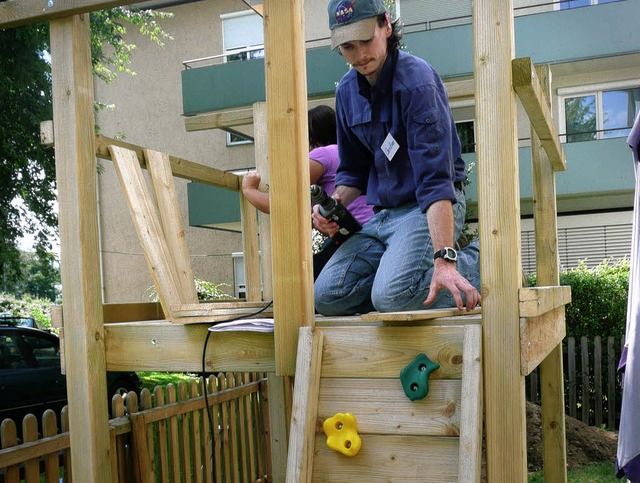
[400,353,440,401]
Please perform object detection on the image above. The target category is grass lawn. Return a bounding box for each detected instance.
[137,371,199,392]
[529,462,625,482]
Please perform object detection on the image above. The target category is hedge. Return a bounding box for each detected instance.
[528,258,630,339]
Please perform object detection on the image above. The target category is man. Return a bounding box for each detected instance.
[313,0,481,315]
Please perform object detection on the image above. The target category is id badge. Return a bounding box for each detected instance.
[381,132,400,162]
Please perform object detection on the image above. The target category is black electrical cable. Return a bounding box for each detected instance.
[201,300,273,482]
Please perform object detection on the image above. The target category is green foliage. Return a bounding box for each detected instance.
[146,280,234,302]
[0,292,53,329]
[528,259,629,339]
[137,371,197,393]
[194,280,234,302]
[90,8,174,84]
[0,9,172,287]
[2,250,60,301]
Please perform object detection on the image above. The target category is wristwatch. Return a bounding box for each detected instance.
[433,247,458,263]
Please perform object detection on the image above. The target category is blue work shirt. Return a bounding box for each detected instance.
[335,49,467,213]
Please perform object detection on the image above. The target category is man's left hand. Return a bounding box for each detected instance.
[423,259,481,311]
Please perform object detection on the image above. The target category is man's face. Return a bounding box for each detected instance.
[338,19,392,85]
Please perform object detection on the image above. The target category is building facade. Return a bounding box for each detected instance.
[94,0,640,302]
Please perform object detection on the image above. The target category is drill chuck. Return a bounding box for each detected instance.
[310,185,362,244]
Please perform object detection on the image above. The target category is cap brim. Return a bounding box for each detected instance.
[330,17,378,50]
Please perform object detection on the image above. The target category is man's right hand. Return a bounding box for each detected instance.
[312,204,340,237]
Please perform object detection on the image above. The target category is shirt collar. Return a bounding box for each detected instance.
[356,49,398,100]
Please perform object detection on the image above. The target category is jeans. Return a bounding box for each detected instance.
[314,189,481,315]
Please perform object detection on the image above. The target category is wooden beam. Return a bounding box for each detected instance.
[530,63,568,482]
[473,0,528,480]
[0,0,132,29]
[520,307,566,376]
[253,102,274,301]
[512,57,567,172]
[184,107,254,132]
[104,321,275,372]
[109,145,184,318]
[458,325,483,483]
[264,0,315,375]
[286,328,323,483]
[518,286,571,317]
[361,307,481,322]
[50,14,111,482]
[145,149,199,304]
[95,134,240,190]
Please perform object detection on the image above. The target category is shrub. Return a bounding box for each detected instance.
[0,292,54,329]
[528,259,629,339]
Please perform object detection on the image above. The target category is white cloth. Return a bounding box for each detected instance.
[617,112,640,481]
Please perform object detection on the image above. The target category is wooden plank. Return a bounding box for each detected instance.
[43,411,60,483]
[184,107,254,132]
[264,0,315,375]
[0,430,70,469]
[153,387,170,483]
[240,187,261,302]
[0,0,132,29]
[581,336,590,424]
[145,149,199,304]
[458,325,483,483]
[607,337,616,429]
[253,102,273,301]
[473,0,528,479]
[50,15,111,483]
[520,307,566,375]
[104,322,275,372]
[50,304,66,374]
[95,135,240,190]
[109,145,184,318]
[286,328,324,483]
[0,419,20,481]
[40,120,54,147]
[22,415,39,481]
[518,286,571,317]
[512,57,566,172]
[312,434,459,482]
[567,337,577,419]
[362,307,481,321]
[266,373,289,483]
[188,379,204,483]
[170,301,271,316]
[166,385,181,483]
[320,326,465,379]
[317,378,462,436]
[594,336,602,427]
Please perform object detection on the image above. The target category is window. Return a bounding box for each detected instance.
[456,120,475,154]
[221,10,264,146]
[560,83,640,143]
[559,0,619,9]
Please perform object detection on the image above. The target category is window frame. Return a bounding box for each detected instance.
[558,79,640,143]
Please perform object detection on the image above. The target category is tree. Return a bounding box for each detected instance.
[0,7,172,288]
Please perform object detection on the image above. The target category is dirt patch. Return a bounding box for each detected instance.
[526,401,618,471]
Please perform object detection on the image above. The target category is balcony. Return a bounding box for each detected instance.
[182,0,640,116]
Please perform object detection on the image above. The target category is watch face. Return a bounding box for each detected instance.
[435,247,458,262]
[444,247,458,262]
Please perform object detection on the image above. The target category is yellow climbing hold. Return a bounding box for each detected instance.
[322,412,362,457]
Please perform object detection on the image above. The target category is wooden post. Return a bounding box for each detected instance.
[473,0,528,480]
[50,14,111,482]
[263,0,315,376]
[531,64,568,482]
[253,101,274,301]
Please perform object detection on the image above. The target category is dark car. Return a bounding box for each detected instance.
[0,324,140,427]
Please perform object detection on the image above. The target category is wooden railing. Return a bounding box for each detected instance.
[526,335,622,430]
[0,373,269,483]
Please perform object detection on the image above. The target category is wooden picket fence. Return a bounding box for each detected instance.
[0,372,269,483]
[526,335,623,430]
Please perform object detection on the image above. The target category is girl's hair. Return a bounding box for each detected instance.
[376,13,403,52]
[308,105,337,148]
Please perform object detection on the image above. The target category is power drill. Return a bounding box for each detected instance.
[310,185,362,244]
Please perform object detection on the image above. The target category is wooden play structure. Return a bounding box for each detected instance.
[1,0,572,481]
